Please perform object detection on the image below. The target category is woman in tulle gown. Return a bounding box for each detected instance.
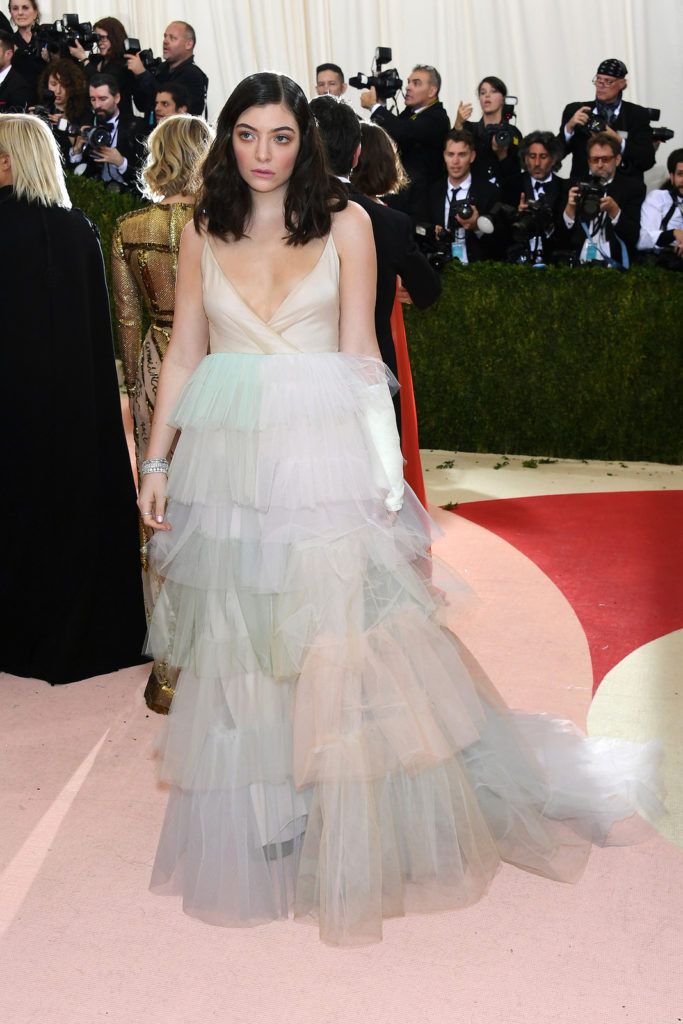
[112,113,213,713]
[138,73,664,947]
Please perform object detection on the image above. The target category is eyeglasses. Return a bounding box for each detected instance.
[94,32,109,41]
[592,76,621,87]
[589,155,615,164]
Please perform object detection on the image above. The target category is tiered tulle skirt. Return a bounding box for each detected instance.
[147,352,664,945]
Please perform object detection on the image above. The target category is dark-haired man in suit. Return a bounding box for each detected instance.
[69,74,146,193]
[310,94,440,433]
[559,58,654,183]
[562,133,645,266]
[0,30,30,112]
[420,129,501,263]
[501,130,570,261]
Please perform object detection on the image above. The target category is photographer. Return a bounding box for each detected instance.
[454,75,523,185]
[361,64,449,217]
[34,57,89,161]
[67,17,135,119]
[0,29,30,111]
[315,62,346,97]
[419,129,501,263]
[69,72,145,193]
[559,59,654,183]
[637,148,683,269]
[154,82,189,123]
[562,133,644,267]
[126,21,207,118]
[7,0,45,104]
[501,130,570,262]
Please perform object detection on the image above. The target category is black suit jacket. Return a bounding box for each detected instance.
[371,101,450,216]
[77,113,147,193]
[0,66,31,113]
[501,171,570,257]
[346,186,441,374]
[564,173,645,264]
[132,56,208,117]
[462,118,524,184]
[558,99,655,181]
[420,176,502,262]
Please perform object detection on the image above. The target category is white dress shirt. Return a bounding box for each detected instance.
[70,112,129,183]
[637,188,683,251]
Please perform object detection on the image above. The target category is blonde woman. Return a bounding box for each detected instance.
[112,113,213,713]
[0,114,147,684]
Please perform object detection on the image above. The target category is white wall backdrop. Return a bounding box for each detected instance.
[38,0,682,182]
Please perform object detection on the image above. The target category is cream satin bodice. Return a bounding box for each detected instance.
[201,233,340,354]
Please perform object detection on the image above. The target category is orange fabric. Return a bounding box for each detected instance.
[390,293,427,508]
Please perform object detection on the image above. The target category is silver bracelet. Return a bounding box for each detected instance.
[141,457,169,475]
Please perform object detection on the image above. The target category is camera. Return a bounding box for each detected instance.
[32,89,78,135]
[414,223,453,271]
[575,174,605,219]
[37,13,96,58]
[585,113,607,134]
[124,38,163,73]
[646,109,675,144]
[498,199,554,243]
[450,198,474,222]
[484,97,518,148]
[349,47,403,103]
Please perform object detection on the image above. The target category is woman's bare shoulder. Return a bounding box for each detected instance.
[330,202,374,252]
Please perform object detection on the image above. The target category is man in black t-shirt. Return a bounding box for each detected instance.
[126,21,208,118]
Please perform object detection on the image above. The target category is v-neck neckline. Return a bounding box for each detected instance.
[205,233,332,327]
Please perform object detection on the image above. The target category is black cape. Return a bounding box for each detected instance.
[0,189,149,683]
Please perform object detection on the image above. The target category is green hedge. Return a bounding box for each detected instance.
[68,180,683,464]
[405,262,683,464]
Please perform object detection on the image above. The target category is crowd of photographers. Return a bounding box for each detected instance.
[0,3,679,270]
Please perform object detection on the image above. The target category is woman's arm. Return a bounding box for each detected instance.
[332,202,381,358]
[138,220,209,527]
[111,223,143,401]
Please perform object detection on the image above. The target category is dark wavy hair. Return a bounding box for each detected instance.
[93,16,128,62]
[38,57,88,122]
[195,72,347,245]
[352,121,409,197]
[477,75,508,97]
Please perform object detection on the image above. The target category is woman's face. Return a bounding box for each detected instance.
[231,102,301,194]
[93,26,111,57]
[9,1,38,29]
[48,75,66,108]
[478,82,504,117]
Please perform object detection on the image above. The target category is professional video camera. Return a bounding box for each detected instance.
[647,108,675,144]
[124,37,163,73]
[37,13,96,58]
[349,47,402,104]
[484,96,518,148]
[574,174,605,219]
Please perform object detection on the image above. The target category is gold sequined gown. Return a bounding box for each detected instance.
[112,202,195,712]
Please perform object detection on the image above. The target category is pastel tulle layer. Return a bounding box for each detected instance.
[147,352,665,946]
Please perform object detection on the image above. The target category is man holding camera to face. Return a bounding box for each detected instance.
[69,73,145,193]
[559,59,654,183]
[501,130,570,262]
[126,21,207,118]
[562,133,645,267]
[419,129,501,263]
[361,64,450,216]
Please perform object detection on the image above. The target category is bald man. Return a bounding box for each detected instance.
[127,20,208,117]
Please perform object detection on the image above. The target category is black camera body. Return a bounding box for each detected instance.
[349,47,403,103]
[414,223,453,271]
[575,174,605,219]
[646,108,675,144]
[37,13,96,58]
[509,199,554,242]
[124,38,163,73]
[450,199,474,222]
[585,113,608,134]
[483,98,517,149]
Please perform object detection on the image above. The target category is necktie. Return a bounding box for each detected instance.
[447,188,458,234]
[534,182,545,196]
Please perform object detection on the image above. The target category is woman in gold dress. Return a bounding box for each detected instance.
[112,113,213,712]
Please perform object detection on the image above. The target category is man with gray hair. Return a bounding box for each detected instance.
[127,20,208,117]
[361,64,450,216]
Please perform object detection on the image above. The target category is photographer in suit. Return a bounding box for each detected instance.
[559,59,654,183]
[69,73,145,193]
[360,64,449,217]
[0,29,30,111]
[420,129,501,263]
[501,130,570,261]
[637,148,683,269]
[126,21,208,118]
[562,133,644,267]
[310,94,440,431]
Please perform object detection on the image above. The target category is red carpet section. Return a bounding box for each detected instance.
[453,491,683,692]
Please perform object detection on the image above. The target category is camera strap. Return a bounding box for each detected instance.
[660,187,682,232]
[580,219,629,269]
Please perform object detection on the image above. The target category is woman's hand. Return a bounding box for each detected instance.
[454,101,472,129]
[68,40,87,61]
[138,473,171,531]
